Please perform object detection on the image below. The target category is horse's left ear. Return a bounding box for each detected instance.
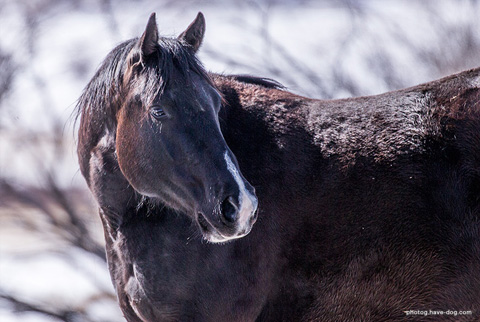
[178,12,205,52]
[139,13,159,57]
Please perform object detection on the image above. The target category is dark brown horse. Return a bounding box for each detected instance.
[77,12,480,321]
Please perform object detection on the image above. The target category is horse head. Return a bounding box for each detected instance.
[80,13,258,243]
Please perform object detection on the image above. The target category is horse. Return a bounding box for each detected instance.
[77,12,480,321]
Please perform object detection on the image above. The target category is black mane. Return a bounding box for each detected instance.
[76,39,134,129]
[230,74,285,89]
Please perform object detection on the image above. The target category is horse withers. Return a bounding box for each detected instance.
[77,12,480,321]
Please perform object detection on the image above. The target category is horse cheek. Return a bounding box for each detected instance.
[116,113,149,194]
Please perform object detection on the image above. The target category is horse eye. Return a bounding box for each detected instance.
[150,106,166,119]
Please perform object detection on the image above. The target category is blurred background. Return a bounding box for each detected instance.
[0,0,479,320]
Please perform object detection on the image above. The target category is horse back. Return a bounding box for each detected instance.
[214,68,480,321]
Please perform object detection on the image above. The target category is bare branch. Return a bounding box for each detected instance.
[0,291,89,322]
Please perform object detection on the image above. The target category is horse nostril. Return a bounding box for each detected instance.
[221,196,238,223]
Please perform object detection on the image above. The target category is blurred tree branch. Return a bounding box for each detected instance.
[0,292,89,322]
[0,51,15,107]
[0,177,106,261]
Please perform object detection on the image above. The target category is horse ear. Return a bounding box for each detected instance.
[139,13,159,57]
[178,12,205,52]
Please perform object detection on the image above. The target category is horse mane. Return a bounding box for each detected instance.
[76,37,214,131]
[76,40,133,127]
[230,75,285,89]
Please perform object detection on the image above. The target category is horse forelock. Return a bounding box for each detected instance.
[128,39,215,107]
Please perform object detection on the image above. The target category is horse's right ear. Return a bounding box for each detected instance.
[139,13,159,58]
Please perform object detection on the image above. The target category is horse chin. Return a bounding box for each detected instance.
[196,212,251,244]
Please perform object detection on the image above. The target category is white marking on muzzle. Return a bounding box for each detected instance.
[224,151,257,232]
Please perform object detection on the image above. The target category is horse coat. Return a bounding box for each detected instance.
[77,12,480,322]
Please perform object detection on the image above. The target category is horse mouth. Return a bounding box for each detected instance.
[196,212,250,243]
[197,212,213,234]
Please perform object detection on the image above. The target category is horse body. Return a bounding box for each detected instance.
[77,13,480,322]
[215,72,480,320]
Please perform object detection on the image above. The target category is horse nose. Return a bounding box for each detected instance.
[220,196,239,224]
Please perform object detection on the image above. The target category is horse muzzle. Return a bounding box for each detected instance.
[196,189,258,243]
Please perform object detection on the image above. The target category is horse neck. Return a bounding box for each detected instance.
[213,74,324,200]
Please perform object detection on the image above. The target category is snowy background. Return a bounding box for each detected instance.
[0,0,479,320]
